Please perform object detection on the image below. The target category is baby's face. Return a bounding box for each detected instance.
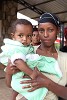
[13,24,33,46]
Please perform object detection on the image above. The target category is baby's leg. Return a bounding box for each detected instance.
[12,89,18,100]
[19,97,27,100]
[16,93,27,100]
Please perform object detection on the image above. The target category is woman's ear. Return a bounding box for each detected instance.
[57,27,60,35]
[55,27,60,41]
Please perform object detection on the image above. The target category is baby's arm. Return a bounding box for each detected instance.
[14,59,36,79]
[11,53,37,79]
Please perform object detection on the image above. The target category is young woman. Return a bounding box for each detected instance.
[20,13,67,100]
[31,27,41,53]
[31,27,40,46]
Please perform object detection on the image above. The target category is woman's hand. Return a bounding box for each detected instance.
[20,67,50,92]
[5,59,21,87]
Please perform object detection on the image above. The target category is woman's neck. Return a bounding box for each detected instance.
[40,43,56,53]
[37,43,58,59]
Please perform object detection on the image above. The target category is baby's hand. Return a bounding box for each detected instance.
[6,59,20,75]
[30,67,39,79]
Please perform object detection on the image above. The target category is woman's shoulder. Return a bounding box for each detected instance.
[57,50,67,65]
[58,50,67,58]
[33,45,40,53]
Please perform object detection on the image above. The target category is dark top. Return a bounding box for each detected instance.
[60,46,67,52]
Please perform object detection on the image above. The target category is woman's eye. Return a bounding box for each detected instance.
[48,29,54,32]
[39,30,44,33]
[38,28,45,33]
[32,34,35,36]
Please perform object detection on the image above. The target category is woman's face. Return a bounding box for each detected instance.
[38,22,59,47]
[32,31,40,44]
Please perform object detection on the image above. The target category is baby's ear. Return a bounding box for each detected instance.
[10,33,14,39]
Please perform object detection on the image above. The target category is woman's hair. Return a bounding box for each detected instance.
[38,12,61,27]
[9,19,33,34]
[33,26,38,32]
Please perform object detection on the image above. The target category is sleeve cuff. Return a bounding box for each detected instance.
[11,53,26,65]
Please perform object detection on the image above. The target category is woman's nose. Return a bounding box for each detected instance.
[35,36,38,39]
[44,31,49,37]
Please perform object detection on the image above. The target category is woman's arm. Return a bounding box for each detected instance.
[0,63,6,69]
[47,79,67,100]
[5,61,14,87]
[5,60,20,87]
[5,71,12,88]
[21,67,67,100]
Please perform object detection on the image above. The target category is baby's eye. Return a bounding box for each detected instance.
[27,35,32,38]
[18,34,23,38]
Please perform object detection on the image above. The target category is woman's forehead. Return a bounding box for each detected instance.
[38,13,60,27]
[38,22,56,28]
